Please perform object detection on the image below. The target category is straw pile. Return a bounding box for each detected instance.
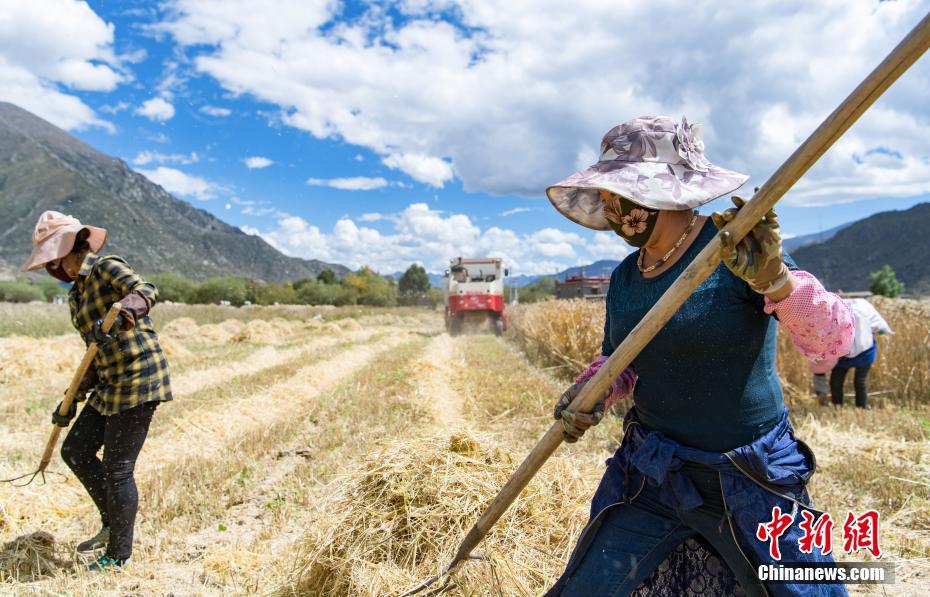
[159,316,200,340]
[338,319,362,331]
[161,317,315,346]
[290,431,595,596]
[0,532,69,581]
[230,318,296,344]
[158,335,192,359]
[0,335,84,385]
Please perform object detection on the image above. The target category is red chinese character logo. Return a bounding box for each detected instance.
[756,506,794,560]
[843,510,882,558]
[798,510,834,555]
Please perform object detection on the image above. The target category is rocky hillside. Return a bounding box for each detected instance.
[0,102,347,282]
[791,202,930,294]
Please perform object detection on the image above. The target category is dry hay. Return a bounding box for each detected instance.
[322,322,343,334]
[291,431,594,596]
[0,335,84,385]
[160,316,199,340]
[163,316,319,347]
[230,318,295,344]
[338,319,362,331]
[506,300,603,375]
[158,335,192,359]
[0,531,70,581]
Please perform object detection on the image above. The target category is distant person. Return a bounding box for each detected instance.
[543,116,853,596]
[21,211,173,572]
[827,298,892,409]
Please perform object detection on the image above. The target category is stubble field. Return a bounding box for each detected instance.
[0,300,927,595]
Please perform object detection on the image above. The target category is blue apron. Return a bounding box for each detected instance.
[549,409,847,597]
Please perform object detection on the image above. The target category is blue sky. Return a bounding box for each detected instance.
[2,0,930,275]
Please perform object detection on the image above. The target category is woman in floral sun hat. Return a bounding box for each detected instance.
[544,116,854,596]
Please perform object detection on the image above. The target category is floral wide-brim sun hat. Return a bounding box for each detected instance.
[546,116,749,230]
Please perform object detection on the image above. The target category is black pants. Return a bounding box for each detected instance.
[61,401,157,561]
[830,365,871,408]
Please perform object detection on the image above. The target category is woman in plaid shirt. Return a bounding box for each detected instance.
[21,211,173,572]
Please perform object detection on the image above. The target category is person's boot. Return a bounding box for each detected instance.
[86,554,124,572]
[76,526,109,552]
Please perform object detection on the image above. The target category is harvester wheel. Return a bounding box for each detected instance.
[449,316,462,337]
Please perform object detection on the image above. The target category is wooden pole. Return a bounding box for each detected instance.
[36,302,123,473]
[410,10,930,591]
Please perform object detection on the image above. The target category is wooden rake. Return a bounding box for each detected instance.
[402,11,930,596]
[1,303,122,486]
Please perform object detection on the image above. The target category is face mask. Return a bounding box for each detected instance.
[46,260,74,283]
[601,192,659,247]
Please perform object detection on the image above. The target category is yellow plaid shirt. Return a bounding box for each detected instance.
[69,253,173,415]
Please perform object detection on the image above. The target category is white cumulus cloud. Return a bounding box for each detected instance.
[159,0,930,204]
[135,97,176,122]
[136,166,225,201]
[132,150,200,166]
[306,176,390,191]
[246,202,629,275]
[201,104,231,117]
[243,156,273,169]
[0,0,124,131]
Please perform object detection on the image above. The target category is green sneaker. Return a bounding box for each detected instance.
[76,526,109,552]
[86,554,124,572]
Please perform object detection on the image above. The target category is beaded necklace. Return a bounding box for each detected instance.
[637,210,698,274]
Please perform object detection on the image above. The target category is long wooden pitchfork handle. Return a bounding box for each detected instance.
[402,10,930,596]
[2,302,122,486]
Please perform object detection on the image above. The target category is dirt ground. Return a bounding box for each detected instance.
[0,306,926,595]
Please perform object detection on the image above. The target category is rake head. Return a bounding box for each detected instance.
[0,468,64,487]
[399,553,487,597]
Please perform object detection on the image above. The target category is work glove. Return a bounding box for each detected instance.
[92,314,124,345]
[553,380,607,443]
[711,196,785,292]
[52,400,77,427]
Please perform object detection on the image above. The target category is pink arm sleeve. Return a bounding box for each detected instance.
[575,355,638,412]
[763,270,855,374]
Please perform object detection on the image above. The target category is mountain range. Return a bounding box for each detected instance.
[2,102,926,294]
[0,102,348,283]
[791,202,930,293]
[491,208,926,293]
[782,222,850,252]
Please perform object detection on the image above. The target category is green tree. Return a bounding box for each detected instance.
[296,279,352,305]
[398,264,431,305]
[255,283,299,305]
[316,269,337,285]
[34,278,66,302]
[341,267,397,306]
[148,272,199,303]
[194,276,250,306]
[0,280,46,303]
[293,278,315,292]
[427,287,445,308]
[513,277,556,304]
[869,265,904,298]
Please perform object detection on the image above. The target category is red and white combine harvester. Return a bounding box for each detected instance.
[444,257,507,336]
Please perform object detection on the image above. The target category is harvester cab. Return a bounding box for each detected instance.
[443,257,507,336]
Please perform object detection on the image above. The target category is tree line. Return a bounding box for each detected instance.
[0,264,444,307]
[0,264,907,305]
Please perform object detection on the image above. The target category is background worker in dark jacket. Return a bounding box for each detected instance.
[21,210,173,572]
